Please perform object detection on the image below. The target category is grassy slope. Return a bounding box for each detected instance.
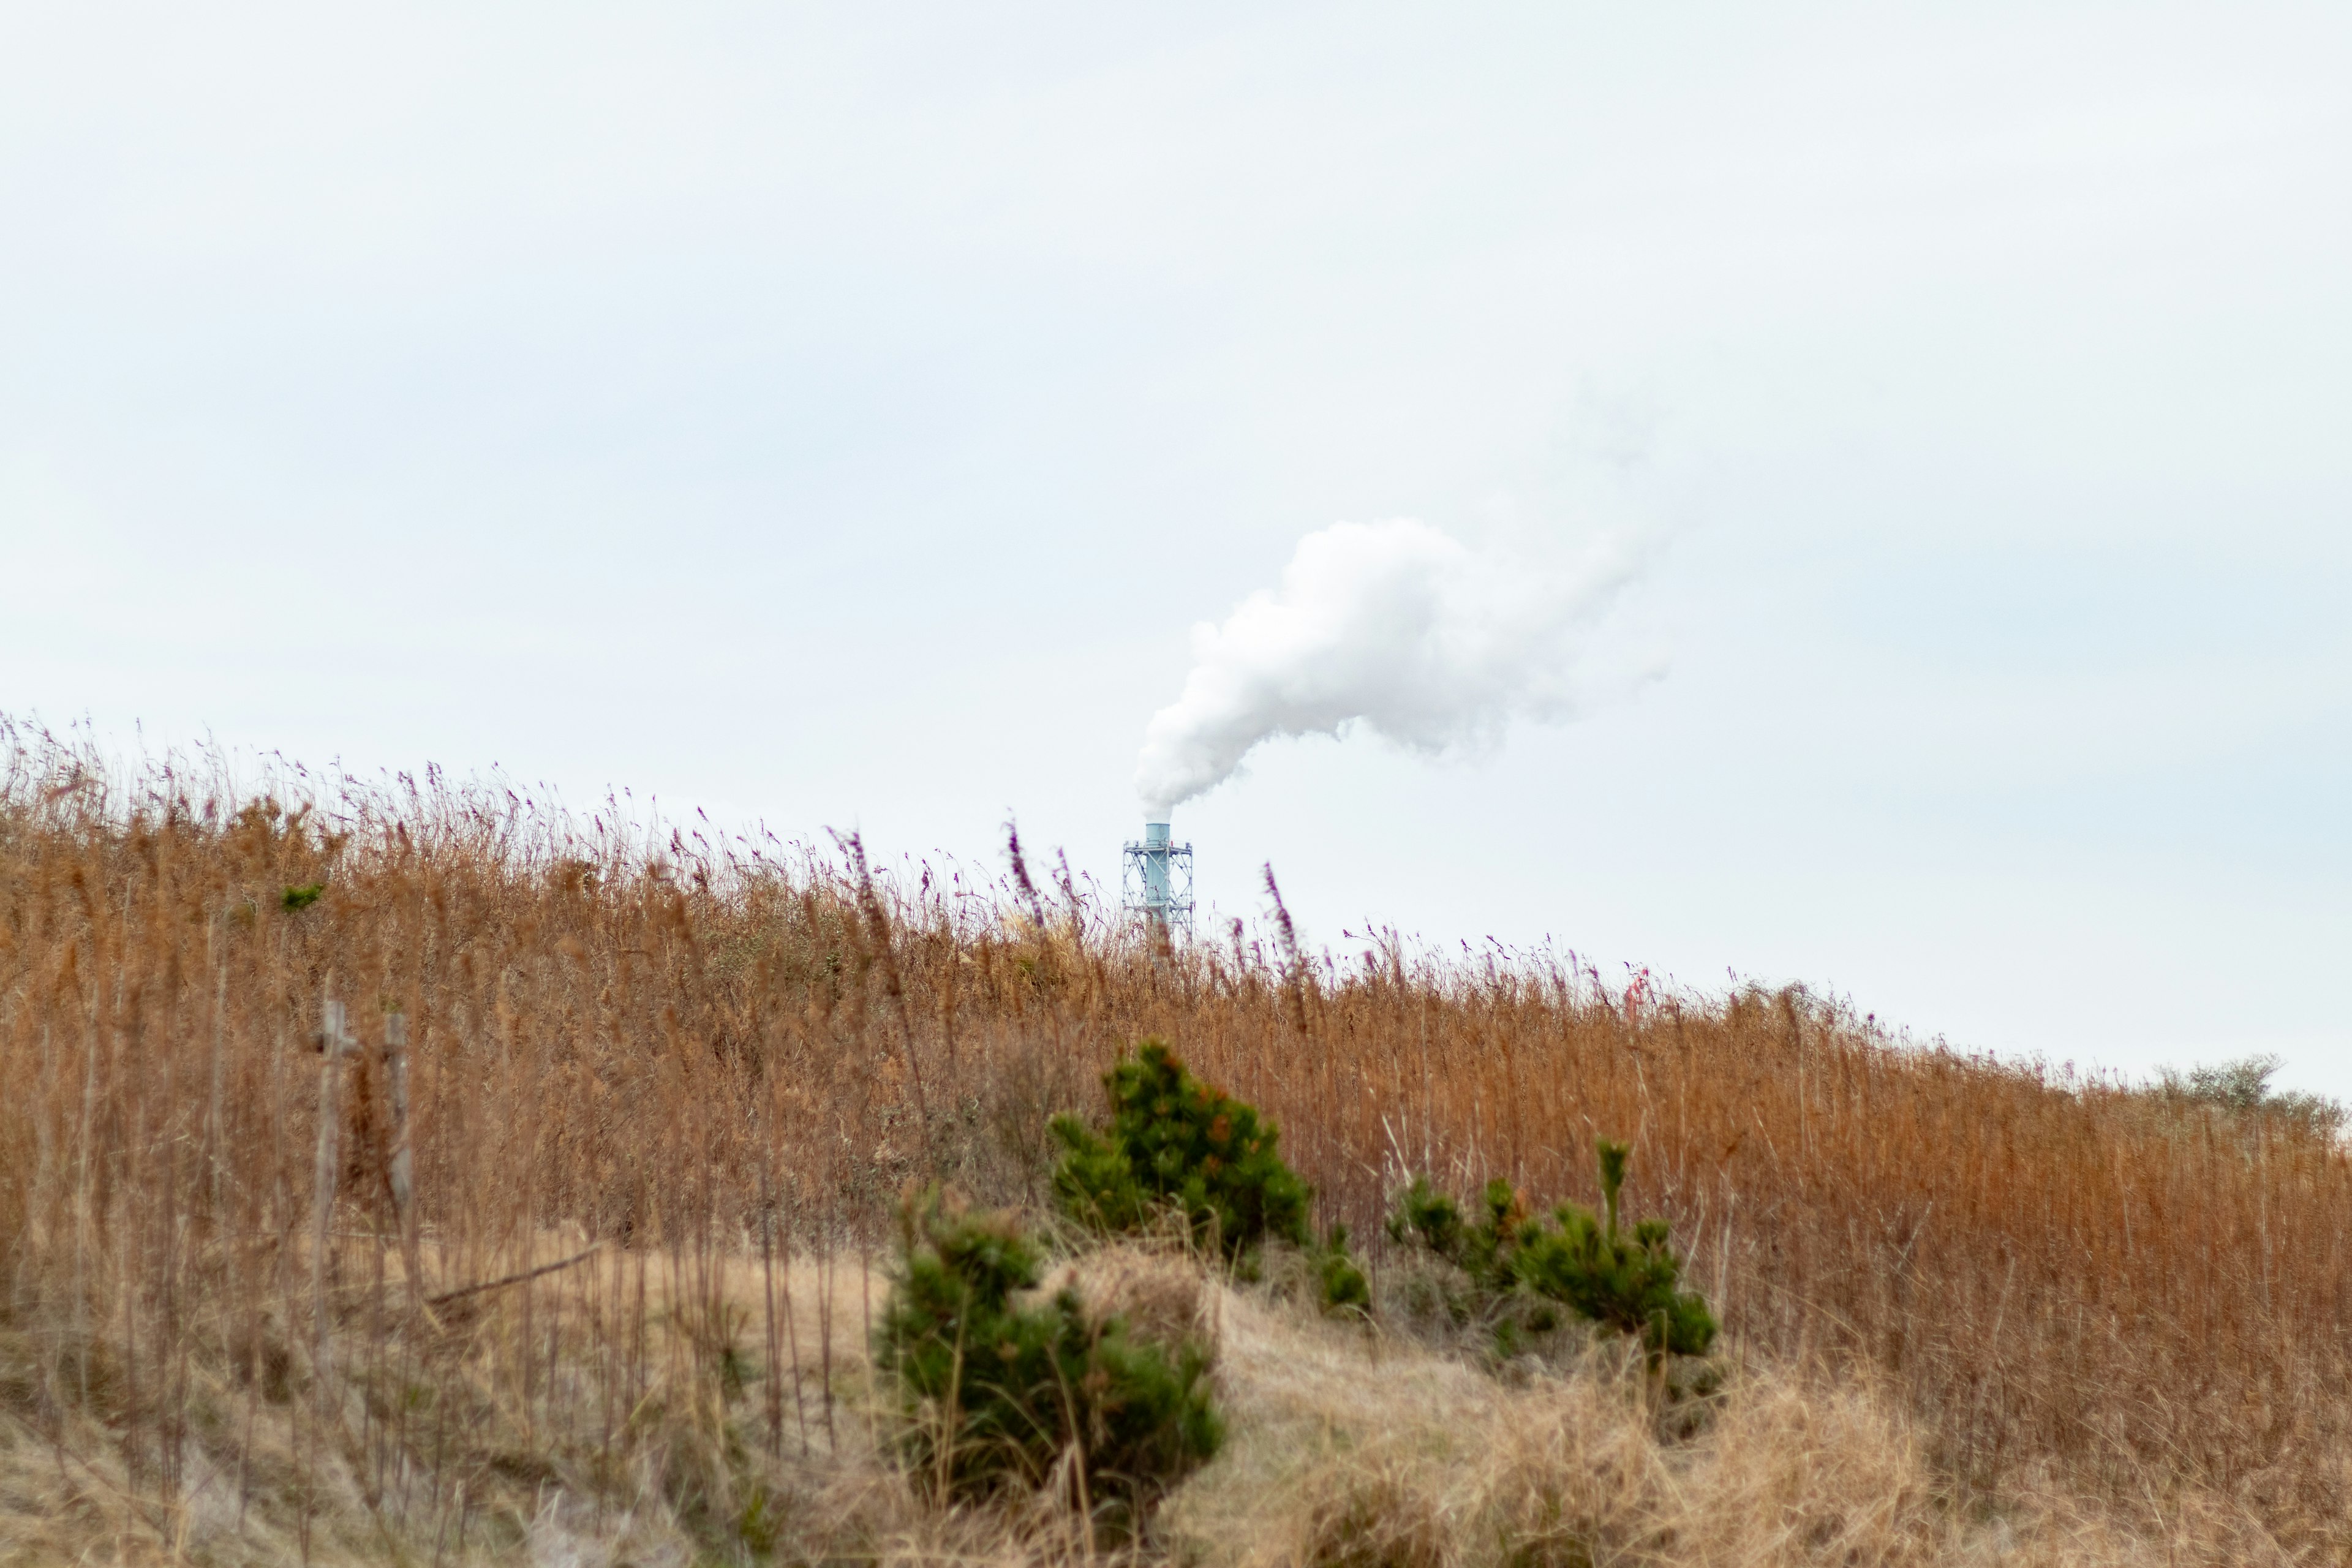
[0,1242,2269,1566]
[0,725,2346,1562]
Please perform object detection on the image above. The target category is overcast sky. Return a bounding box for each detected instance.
[5,4,2348,1093]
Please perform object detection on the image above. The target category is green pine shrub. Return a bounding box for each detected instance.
[1511,1142,1717,1361]
[1387,1141,1716,1363]
[1316,1223,1372,1316]
[1389,1174,1521,1294]
[1050,1039,1310,1262]
[1389,1174,1464,1259]
[873,1188,1222,1510]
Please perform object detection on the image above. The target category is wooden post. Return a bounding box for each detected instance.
[312,998,352,1405]
[384,1011,424,1302]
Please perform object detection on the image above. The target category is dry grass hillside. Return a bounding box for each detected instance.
[1,720,2348,1564]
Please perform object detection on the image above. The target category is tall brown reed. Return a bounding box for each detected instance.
[1,720,2346,1558]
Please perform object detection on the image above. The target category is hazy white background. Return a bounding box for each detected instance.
[4,5,2347,1091]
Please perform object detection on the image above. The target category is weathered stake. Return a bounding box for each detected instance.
[385,1011,423,1299]
[312,998,353,1406]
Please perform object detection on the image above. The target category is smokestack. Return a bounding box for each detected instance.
[1122,819,1193,939]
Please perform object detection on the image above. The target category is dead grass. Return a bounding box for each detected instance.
[0,1235,2268,1568]
[1,720,2349,1562]
[1175,1281,2291,1568]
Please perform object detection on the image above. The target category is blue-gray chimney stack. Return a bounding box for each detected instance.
[1122,819,1194,940]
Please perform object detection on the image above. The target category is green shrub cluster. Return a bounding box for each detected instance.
[1390,1140,1716,1362]
[1050,1039,1371,1314]
[876,1040,1384,1520]
[1050,1039,1310,1261]
[873,1188,1221,1509]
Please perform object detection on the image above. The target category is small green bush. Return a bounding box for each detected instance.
[1050,1039,1310,1261]
[1389,1175,1520,1293]
[873,1188,1221,1510]
[1316,1223,1371,1316]
[1388,1141,1716,1363]
[1510,1142,1716,1360]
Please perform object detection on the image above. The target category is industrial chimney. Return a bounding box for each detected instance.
[1121,820,1194,939]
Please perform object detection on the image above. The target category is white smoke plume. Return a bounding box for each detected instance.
[1134,518,1640,818]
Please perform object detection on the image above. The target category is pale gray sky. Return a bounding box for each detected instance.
[5,4,2348,1091]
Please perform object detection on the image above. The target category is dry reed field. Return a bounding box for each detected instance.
[2,718,2348,1565]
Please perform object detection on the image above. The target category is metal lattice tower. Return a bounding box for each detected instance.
[1121,821,1194,941]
